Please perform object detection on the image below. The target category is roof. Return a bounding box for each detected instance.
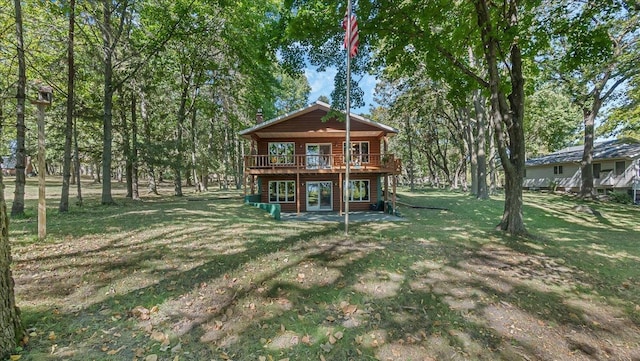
[239,101,399,139]
[526,140,640,167]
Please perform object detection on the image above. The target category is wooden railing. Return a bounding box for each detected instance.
[244,153,400,173]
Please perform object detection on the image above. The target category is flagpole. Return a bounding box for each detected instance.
[344,0,352,236]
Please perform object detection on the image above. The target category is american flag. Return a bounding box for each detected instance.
[342,9,358,58]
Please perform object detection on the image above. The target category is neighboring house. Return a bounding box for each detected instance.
[524,140,640,200]
[1,155,34,176]
[239,101,402,214]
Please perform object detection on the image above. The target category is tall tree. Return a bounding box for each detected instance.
[546,0,639,197]
[11,0,27,217]
[0,123,23,361]
[282,0,539,234]
[601,75,640,140]
[60,0,76,212]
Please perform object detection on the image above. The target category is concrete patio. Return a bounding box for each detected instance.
[281,211,405,222]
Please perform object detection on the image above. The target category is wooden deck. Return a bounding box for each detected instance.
[243,154,401,175]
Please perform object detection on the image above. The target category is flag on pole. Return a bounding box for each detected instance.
[342,9,359,58]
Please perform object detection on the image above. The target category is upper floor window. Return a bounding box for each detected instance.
[553,165,563,175]
[343,141,370,164]
[615,161,626,176]
[268,142,295,165]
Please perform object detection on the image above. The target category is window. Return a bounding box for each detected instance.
[553,165,563,175]
[615,161,626,176]
[268,142,295,165]
[593,163,601,179]
[269,181,295,203]
[344,180,370,202]
[343,141,370,164]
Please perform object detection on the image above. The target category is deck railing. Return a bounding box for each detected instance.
[244,153,400,173]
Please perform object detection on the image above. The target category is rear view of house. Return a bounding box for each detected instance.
[240,101,401,214]
[524,140,640,201]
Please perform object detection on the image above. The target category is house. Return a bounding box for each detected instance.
[524,140,640,200]
[239,101,402,214]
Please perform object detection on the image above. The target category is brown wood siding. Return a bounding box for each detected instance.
[257,137,382,157]
[259,174,380,213]
[262,109,385,133]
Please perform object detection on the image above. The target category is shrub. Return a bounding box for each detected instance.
[608,191,632,204]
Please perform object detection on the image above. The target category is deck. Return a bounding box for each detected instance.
[243,154,402,175]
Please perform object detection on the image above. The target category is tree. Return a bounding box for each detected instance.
[545,0,639,197]
[60,0,76,212]
[11,0,27,217]
[524,85,582,156]
[369,0,539,234]
[601,75,640,140]
[0,128,23,361]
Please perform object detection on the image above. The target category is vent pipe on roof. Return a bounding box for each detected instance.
[256,109,263,124]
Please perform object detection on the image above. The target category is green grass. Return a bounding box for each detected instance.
[6,178,640,360]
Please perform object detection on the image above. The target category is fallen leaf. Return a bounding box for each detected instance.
[334,331,344,340]
[301,334,312,345]
[342,304,357,315]
[280,324,285,332]
[10,355,21,361]
[150,331,166,342]
[320,355,326,361]
[329,334,336,344]
[171,343,182,353]
[320,342,333,353]
[258,357,266,361]
[48,331,56,341]
[145,355,158,361]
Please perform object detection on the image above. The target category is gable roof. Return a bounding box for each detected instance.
[526,140,640,167]
[239,101,398,139]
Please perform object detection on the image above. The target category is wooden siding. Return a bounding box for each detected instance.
[259,174,380,212]
[260,109,385,134]
[257,136,382,156]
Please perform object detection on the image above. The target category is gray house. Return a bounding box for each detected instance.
[524,140,640,201]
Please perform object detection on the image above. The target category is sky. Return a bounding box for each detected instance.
[304,66,379,115]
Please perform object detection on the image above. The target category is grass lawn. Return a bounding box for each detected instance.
[5,177,640,360]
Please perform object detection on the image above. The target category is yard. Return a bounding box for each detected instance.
[6,178,640,360]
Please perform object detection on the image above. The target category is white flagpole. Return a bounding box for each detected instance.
[344,0,352,235]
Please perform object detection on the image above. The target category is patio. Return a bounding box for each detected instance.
[280,211,405,222]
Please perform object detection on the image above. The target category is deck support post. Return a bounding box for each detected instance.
[339,172,343,215]
[384,174,389,212]
[392,174,397,214]
[296,173,301,214]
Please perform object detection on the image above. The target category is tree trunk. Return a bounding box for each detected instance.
[474,0,526,235]
[121,97,133,198]
[101,0,115,205]
[488,120,498,194]
[1,153,23,360]
[59,0,75,213]
[405,117,416,191]
[463,109,478,195]
[131,93,140,200]
[140,91,158,194]
[73,116,83,206]
[473,90,488,199]
[11,0,27,217]
[174,73,190,197]
[190,105,202,192]
[579,98,602,199]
